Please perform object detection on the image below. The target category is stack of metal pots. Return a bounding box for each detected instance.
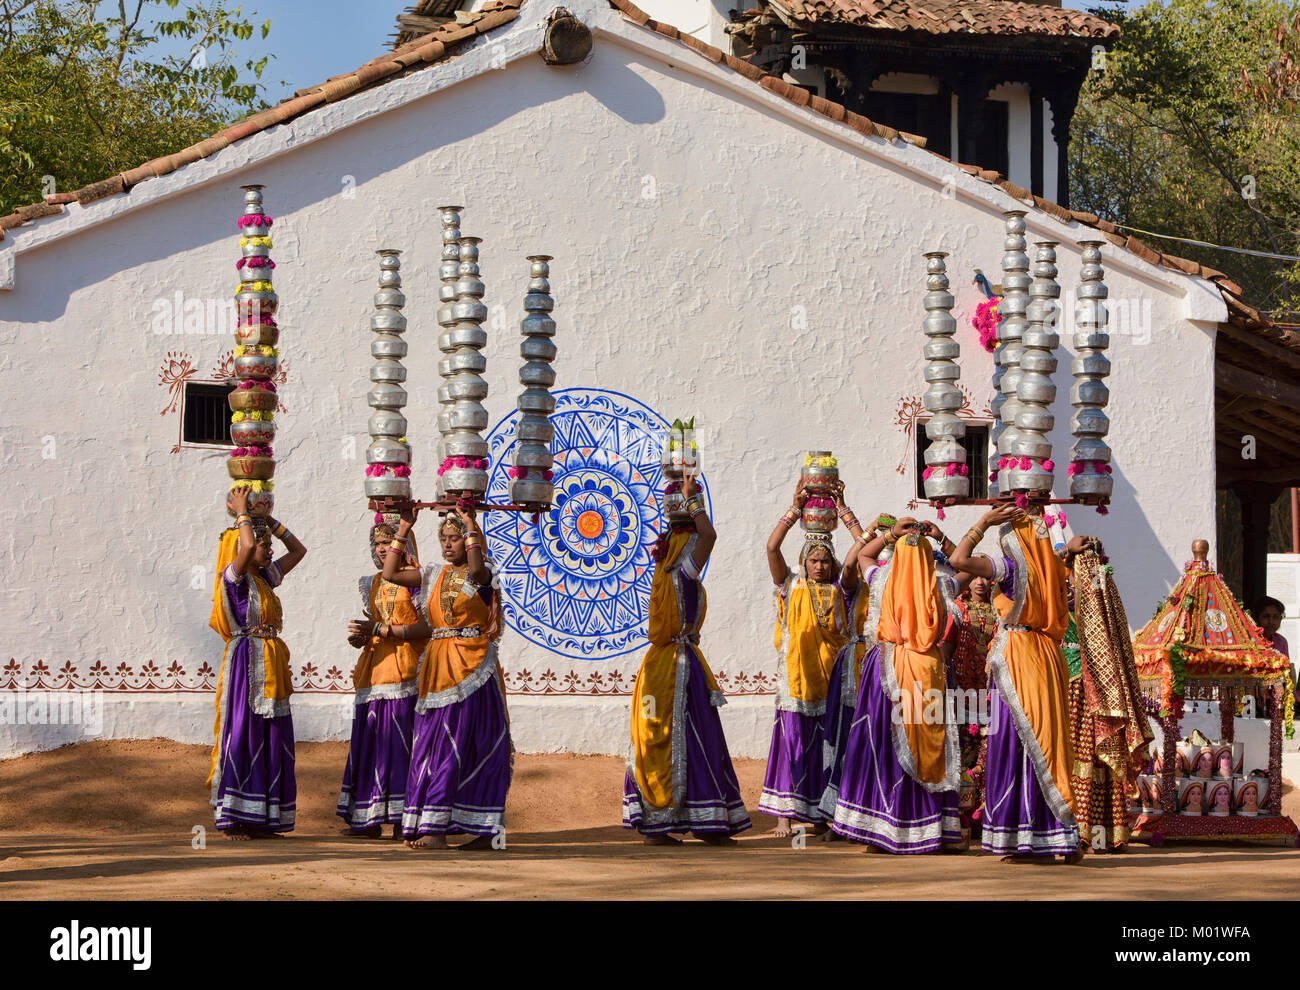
[799,450,838,532]
[511,255,558,506]
[1069,240,1113,502]
[1002,241,1060,493]
[364,249,412,502]
[919,251,969,500]
[990,210,1030,496]
[227,184,279,517]
[436,209,490,498]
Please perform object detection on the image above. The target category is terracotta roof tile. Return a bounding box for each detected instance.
[749,0,1120,38]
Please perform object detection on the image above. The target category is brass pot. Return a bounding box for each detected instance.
[227,455,276,481]
[228,388,277,413]
[235,324,280,348]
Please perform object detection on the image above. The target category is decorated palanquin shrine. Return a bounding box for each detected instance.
[1130,542,1297,846]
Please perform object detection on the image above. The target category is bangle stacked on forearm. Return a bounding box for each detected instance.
[881,529,898,547]
[272,522,288,539]
[781,507,799,526]
[464,534,484,553]
[964,525,986,546]
[839,507,860,529]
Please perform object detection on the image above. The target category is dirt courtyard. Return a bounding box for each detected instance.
[2,739,1299,899]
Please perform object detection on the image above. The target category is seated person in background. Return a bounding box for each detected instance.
[1252,597,1295,714]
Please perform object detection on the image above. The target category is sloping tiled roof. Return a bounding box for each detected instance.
[0,0,522,230]
[754,0,1121,39]
[0,0,1280,353]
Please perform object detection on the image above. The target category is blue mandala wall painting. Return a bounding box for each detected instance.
[483,388,710,660]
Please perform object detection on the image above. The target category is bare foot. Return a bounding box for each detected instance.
[391,825,403,840]
[940,839,969,853]
[1000,853,1049,864]
[820,829,844,842]
[341,825,383,839]
[405,834,447,850]
[249,829,284,839]
[771,816,792,838]
[695,833,738,846]
[455,835,497,851]
[222,826,252,841]
[861,842,884,854]
[643,834,683,845]
[811,822,831,836]
[1060,846,1087,865]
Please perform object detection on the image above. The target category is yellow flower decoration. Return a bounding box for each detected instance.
[804,454,838,468]
[258,346,277,357]
[237,281,276,294]
[234,345,247,357]
[238,236,273,248]
[231,412,246,422]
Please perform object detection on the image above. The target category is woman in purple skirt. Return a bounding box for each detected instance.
[624,473,750,844]
[830,520,967,853]
[818,514,893,823]
[760,481,869,836]
[337,523,430,837]
[382,504,510,851]
[207,486,308,839]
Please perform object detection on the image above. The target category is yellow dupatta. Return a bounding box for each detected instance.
[876,535,953,786]
[629,532,721,809]
[775,574,847,709]
[206,529,293,788]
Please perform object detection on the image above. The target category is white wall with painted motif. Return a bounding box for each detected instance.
[0,0,1226,760]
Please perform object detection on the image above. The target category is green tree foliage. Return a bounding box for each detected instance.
[1071,0,1300,312]
[0,0,277,216]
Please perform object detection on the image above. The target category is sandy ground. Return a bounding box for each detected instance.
[2,739,1299,899]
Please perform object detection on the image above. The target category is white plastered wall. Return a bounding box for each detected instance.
[0,0,1222,760]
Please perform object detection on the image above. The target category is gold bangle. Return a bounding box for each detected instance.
[965,527,985,546]
[273,523,287,538]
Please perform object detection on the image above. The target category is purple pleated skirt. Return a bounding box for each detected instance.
[402,675,511,839]
[622,649,751,837]
[817,644,856,818]
[830,644,960,852]
[212,637,296,833]
[337,693,417,828]
[758,709,828,822]
[980,685,1079,855]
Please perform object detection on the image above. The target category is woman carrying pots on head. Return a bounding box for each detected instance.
[336,521,432,838]
[828,518,969,853]
[817,508,897,825]
[381,504,510,850]
[207,485,308,839]
[623,473,751,845]
[760,478,868,837]
[948,496,1095,864]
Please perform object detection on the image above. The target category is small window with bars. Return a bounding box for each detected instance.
[915,421,989,501]
[182,383,232,446]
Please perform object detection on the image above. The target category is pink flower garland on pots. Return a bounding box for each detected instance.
[507,466,554,481]
[365,463,411,477]
[437,456,489,476]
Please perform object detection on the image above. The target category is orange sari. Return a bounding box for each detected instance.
[987,516,1078,830]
